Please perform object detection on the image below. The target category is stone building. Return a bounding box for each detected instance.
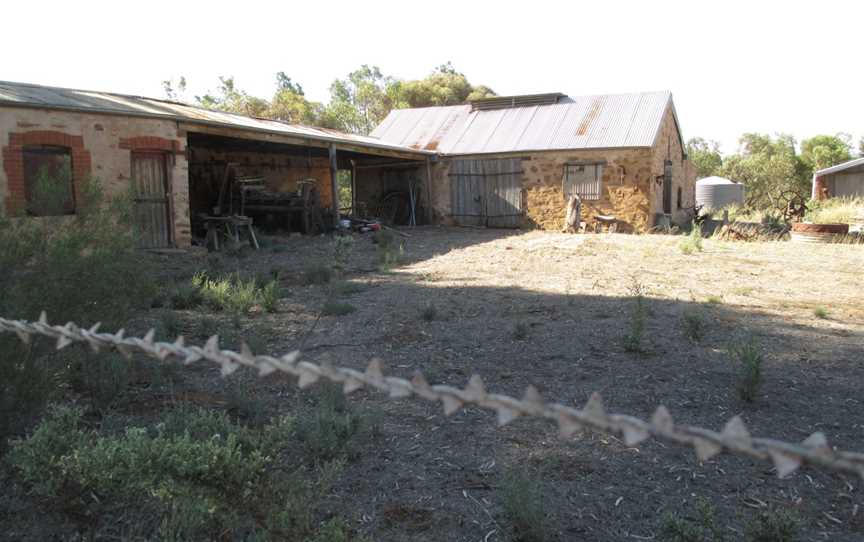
[371,92,696,231]
[0,82,695,248]
[0,80,431,248]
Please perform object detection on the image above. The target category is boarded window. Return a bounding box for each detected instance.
[23,145,75,216]
[563,163,604,201]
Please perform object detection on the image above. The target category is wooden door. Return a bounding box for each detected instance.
[449,159,486,226]
[483,158,523,228]
[449,158,523,228]
[131,152,172,248]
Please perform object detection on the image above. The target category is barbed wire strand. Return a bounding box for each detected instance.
[1,313,863,481]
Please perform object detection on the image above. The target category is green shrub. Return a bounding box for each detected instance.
[196,316,221,339]
[303,260,333,285]
[8,405,304,539]
[419,302,438,321]
[813,306,829,319]
[805,196,864,225]
[660,498,726,542]
[171,284,203,310]
[72,354,130,411]
[706,295,723,305]
[375,229,404,269]
[296,384,364,464]
[745,509,799,542]
[501,468,547,542]
[512,321,529,340]
[192,271,278,313]
[0,176,154,447]
[730,338,763,402]
[623,280,648,353]
[321,301,356,316]
[158,310,183,339]
[679,222,704,255]
[682,309,704,342]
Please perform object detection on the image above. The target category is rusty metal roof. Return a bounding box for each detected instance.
[816,157,864,176]
[372,91,677,155]
[0,80,432,156]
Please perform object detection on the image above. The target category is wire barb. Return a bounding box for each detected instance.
[1,313,862,481]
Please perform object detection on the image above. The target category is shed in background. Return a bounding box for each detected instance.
[812,158,864,200]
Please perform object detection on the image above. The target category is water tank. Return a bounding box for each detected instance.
[695,176,745,210]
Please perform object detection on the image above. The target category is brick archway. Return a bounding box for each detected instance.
[2,130,91,215]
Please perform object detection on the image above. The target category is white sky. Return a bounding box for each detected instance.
[4,0,862,154]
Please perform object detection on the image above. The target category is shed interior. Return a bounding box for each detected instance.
[185,132,429,242]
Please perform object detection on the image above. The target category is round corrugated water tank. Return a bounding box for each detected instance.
[695,176,745,210]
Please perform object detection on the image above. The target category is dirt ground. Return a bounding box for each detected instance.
[8,227,864,540]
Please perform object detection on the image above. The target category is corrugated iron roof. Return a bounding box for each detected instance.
[371,91,676,155]
[816,157,864,176]
[0,80,432,156]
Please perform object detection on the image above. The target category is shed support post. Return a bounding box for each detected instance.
[425,157,434,224]
[329,144,339,229]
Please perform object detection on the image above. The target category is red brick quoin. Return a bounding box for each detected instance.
[2,131,91,215]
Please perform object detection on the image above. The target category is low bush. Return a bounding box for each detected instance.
[679,222,704,255]
[730,337,763,402]
[8,405,348,540]
[813,306,829,319]
[512,321,529,340]
[805,196,864,225]
[375,229,404,269]
[682,309,704,342]
[623,280,648,353]
[745,508,799,542]
[170,284,203,310]
[501,467,547,542]
[0,175,154,447]
[419,302,438,321]
[660,498,726,542]
[296,384,365,464]
[304,260,333,285]
[191,271,278,313]
[321,301,356,316]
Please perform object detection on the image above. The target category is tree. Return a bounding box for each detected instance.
[275,71,304,95]
[685,137,723,178]
[800,133,852,172]
[719,133,809,209]
[397,62,495,108]
[162,76,187,101]
[195,76,269,117]
[321,65,398,135]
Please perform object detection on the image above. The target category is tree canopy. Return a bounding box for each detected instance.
[685,137,723,178]
[166,63,495,135]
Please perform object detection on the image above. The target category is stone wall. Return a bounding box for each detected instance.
[431,148,655,232]
[0,106,191,246]
[651,105,696,225]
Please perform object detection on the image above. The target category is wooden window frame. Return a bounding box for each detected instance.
[23,144,76,216]
[563,162,604,201]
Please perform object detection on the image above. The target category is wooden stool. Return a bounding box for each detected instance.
[203,215,260,251]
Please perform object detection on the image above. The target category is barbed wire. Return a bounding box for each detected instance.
[2,313,863,481]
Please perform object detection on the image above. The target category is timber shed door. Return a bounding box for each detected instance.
[131,152,172,248]
[449,158,523,228]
